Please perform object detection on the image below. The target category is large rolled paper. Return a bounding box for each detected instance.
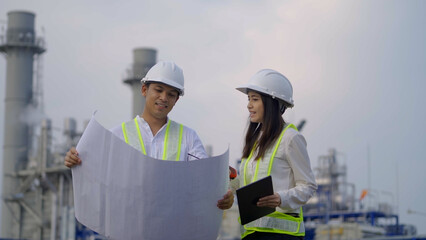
[72,117,229,240]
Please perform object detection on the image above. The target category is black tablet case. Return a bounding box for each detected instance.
[236,175,275,225]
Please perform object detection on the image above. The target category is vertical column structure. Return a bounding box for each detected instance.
[0,11,45,238]
[123,48,156,117]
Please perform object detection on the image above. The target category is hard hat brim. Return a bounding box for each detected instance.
[141,78,184,96]
[236,84,265,96]
[236,84,294,108]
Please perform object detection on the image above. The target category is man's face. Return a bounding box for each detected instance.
[142,82,180,120]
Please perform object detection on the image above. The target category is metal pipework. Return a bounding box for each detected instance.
[0,10,45,238]
[123,48,157,117]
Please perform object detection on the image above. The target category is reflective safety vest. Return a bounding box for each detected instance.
[240,123,305,239]
[121,118,184,161]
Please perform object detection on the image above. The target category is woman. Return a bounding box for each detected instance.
[235,69,317,240]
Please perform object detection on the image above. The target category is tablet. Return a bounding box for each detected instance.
[236,175,275,225]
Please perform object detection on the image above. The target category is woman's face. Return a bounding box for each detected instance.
[247,91,264,123]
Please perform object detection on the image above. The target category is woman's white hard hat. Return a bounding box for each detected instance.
[236,69,294,108]
[141,61,185,96]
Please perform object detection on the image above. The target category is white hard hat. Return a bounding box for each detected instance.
[236,69,294,108]
[141,61,185,96]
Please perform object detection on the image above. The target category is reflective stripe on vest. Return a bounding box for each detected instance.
[121,118,184,161]
[240,123,305,238]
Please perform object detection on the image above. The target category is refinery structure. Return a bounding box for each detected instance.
[0,11,66,239]
[1,10,426,240]
[0,11,159,239]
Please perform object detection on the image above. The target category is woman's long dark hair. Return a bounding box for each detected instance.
[242,91,286,160]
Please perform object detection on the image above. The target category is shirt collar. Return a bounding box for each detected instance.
[136,115,170,136]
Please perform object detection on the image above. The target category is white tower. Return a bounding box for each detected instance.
[123,48,157,117]
[0,11,46,238]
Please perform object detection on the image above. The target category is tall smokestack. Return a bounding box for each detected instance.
[0,11,45,238]
[123,48,157,117]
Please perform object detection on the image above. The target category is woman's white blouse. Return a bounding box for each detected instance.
[235,128,317,213]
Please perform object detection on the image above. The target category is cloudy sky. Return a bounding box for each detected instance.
[1,0,426,235]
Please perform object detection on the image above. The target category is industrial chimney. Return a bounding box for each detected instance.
[0,11,46,238]
[123,48,157,117]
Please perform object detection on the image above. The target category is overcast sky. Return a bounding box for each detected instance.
[1,0,426,235]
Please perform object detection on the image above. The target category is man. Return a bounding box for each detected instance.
[64,61,233,209]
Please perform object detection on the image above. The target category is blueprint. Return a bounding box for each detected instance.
[72,116,229,240]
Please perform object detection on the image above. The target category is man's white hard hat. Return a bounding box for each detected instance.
[141,61,185,96]
[236,69,294,108]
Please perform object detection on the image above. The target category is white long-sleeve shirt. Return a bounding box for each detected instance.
[110,116,208,161]
[233,127,317,214]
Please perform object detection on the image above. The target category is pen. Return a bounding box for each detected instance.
[187,153,200,160]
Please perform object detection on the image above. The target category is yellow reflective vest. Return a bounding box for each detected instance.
[121,118,184,161]
[240,124,305,239]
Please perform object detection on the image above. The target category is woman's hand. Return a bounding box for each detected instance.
[64,147,81,168]
[257,193,281,208]
[217,190,234,210]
